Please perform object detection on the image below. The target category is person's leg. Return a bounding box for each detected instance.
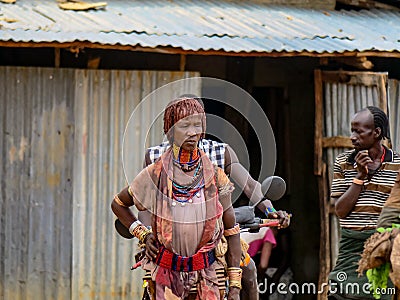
[241,258,259,300]
[258,241,273,281]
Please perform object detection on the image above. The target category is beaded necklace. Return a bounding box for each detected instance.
[171,144,204,206]
[172,143,200,172]
[171,163,205,206]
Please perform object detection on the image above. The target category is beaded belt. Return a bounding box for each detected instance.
[155,246,216,272]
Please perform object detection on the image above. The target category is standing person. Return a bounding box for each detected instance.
[111,98,242,300]
[328,106,400,299]
[142,97,291,300]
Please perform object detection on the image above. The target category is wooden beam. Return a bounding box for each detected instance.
[54,48,60,68]
[179,54,186,71]
[87,56,100,69]
[321,71,388,86]
[336,0,400,10]
[314,69,323,176]
[0,41,400,58]
[317,163,330,300]
[378,73,388,114]
[333,56,374,70]
[322,136,353,148]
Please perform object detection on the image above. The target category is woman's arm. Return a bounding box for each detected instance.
[220,190,241,300]
[223,205,241,268]
[111,186,158,259]
[111,186,138,229]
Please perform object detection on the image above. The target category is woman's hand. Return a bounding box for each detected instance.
[227,287,241,300]
[144,233,159,260]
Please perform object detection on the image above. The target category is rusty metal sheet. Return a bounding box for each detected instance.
[71,70,200,299]
[0,66,75,300]
[0,66,200,299]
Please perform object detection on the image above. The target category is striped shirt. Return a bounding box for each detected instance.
[331,146,400,230]
[147,139,227,169]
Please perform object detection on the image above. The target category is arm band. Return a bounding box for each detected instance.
[224,224,240,236]
[114,194,129,207]
[127,186,134,198]
[353,178,364,185]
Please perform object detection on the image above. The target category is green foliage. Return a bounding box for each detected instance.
[366,224,399,299]
[366,262,390,299]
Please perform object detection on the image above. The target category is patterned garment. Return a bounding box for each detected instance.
[331,146,400,230]
[130,148,234,300]
[147,139,227,170]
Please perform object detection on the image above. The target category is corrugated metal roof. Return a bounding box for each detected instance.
[0,0,399,54]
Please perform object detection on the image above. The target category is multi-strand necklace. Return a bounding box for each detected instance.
[171,144,204,206]
[172,144,200,172]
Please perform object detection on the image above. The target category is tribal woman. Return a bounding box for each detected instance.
[111,97,242,300]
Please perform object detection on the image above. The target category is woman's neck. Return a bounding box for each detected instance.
[172,143,199,163]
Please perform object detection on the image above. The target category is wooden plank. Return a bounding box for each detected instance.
[322,136,353,148]
[314,69,323,176]
[317,163,330,300]
[54,48,60,68]
[321,71,388,86]
[333,57,374,70]
[336,0,399,10]
[179,54,186,71]
[378,73,388,113]
[0,41,399,58]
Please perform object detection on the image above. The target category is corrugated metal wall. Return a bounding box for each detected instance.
[388,79,400,152]
[0,67,200,300]
[0,67,76,300]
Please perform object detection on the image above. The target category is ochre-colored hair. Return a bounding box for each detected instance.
[163,97,206,141]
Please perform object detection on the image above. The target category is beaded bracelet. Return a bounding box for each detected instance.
[265,207,277,215]
[129,220,143,235]
[129,220,152,243]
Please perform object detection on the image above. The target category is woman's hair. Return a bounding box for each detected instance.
[365,106,390,140]
[163,97,206,142]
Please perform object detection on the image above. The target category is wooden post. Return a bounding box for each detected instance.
[317,163,330,300]
[180,54,186,71]
[54,48,60,68]
[314,69,323,176]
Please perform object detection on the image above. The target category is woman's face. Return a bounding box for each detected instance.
[172,113,203,151]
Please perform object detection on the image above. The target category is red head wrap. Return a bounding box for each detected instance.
[163,97,206,142]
